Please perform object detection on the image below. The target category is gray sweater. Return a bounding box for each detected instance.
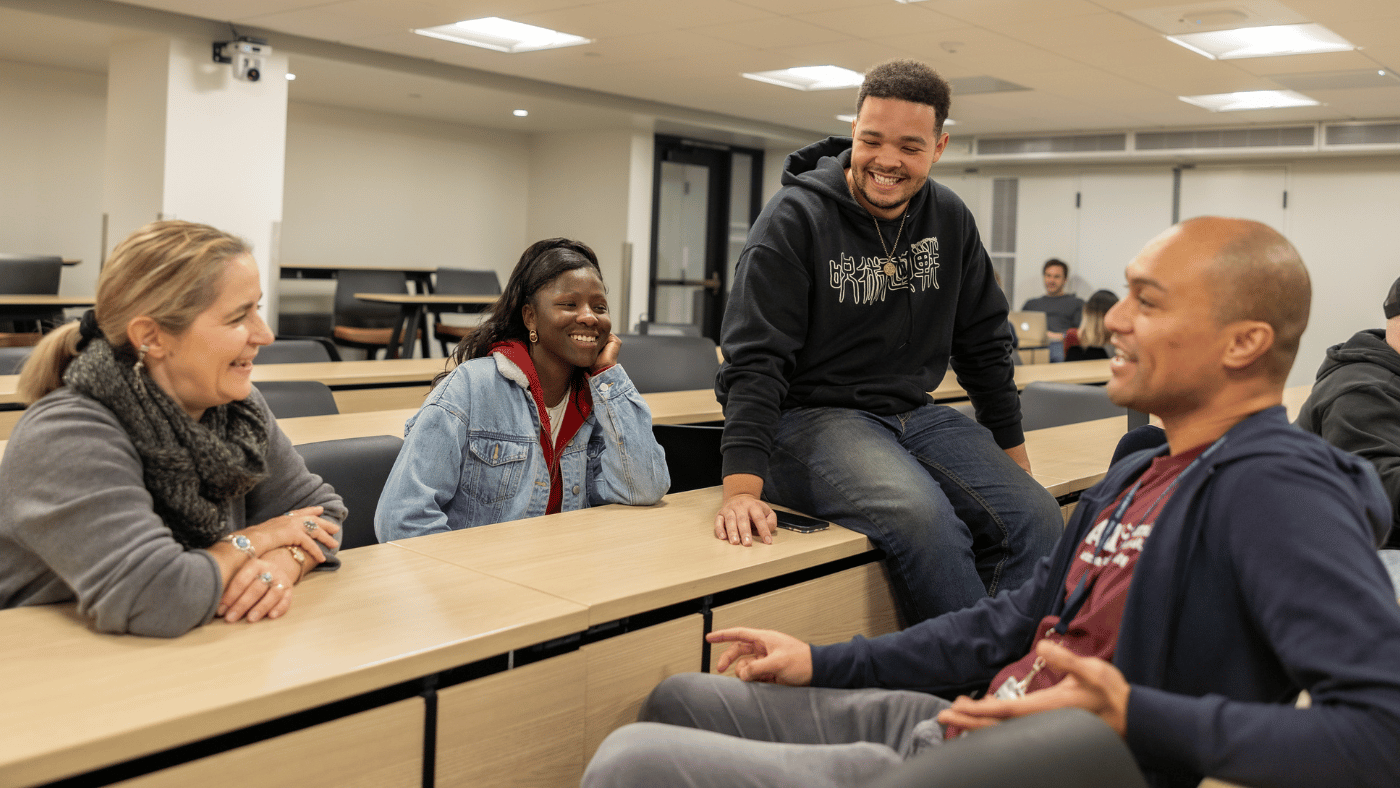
[0,387,346,637]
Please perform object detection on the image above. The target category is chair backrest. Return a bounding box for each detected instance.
[651,424,723,493]
[333,270,407,329]
[1019,381,1126,432]
[254,381,340,418]
[633,321,702,337]
[257,339,335,364]
[294,435,404,551]
[0,346,31,374]
[0,257,62,295]
[435,268,502,296]
[617,334,720,393]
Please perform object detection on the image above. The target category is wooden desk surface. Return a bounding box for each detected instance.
[250,357,447,387]
[354,292,497,306]
[0,544,588,788]
[281,263,438,274]
[930,358,1113,401]
[393,487,874,626]
[0,295,95,307]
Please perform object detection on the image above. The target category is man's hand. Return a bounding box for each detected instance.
[1004,443,1033,475]
[936,641,1130,736]
[709,627,813,685]
[1047,331,1065,342]
[715,474,775,546]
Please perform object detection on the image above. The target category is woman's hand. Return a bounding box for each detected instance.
[216,558,295,623]
[236,506,340,562]
[591,333,622,373]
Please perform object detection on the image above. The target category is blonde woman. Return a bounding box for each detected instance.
[0,221,343,637]
[1063,289,1119,362]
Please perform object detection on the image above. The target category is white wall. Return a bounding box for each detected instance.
[280,102,530,313]
[526,130,635,328]
[0,59,105,297]
[948,158,1400,388]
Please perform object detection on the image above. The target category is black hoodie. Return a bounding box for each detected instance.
[1296,328,1400,548]
[716,137,1019,480]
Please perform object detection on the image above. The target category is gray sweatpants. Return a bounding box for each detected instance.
[582,673,954,788]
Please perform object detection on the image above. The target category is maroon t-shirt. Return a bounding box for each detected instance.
[945,442,1209,738]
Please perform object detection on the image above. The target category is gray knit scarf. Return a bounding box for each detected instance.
[63,339,269,549]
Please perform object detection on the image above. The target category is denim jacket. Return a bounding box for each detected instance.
[374,351,670,540]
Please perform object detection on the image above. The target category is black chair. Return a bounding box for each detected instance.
[652,424,723,493]
[0,346,31,374]
[633,321,702,337]
[870,708,1148,788]
[294,435,404,551]
[0,255,63,345]
[257,338,337,364]
[254,381,339,418]
[1019,381,1126,432]
[432,267,501,356]
[617,334,720,394]
[330,270,413,359]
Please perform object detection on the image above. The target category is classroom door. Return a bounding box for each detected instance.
[649,137,762,340]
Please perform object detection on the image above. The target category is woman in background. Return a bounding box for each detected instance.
[375,238,668,540]
[0,221,344,637]
[1063,289,1119,362]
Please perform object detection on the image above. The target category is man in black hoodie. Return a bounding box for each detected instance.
[712,60,1061,623]
[1295,276,1400,589]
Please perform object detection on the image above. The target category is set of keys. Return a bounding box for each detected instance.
[993,656,1047,700]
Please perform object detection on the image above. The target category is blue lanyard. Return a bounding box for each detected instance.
[1052,437,1224,635]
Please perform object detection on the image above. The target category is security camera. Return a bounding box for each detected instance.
[213,38,270,82]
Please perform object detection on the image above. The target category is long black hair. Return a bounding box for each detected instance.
[435,238,602,386]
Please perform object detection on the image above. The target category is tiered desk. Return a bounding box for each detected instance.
[2,365,1296,787]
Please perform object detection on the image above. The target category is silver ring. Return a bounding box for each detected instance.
[285,511,295,518]
[303,519,318,534]
[258,571,273,585]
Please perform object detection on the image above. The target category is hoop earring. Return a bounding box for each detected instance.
[528,330,538,343]
[133,344,150,375]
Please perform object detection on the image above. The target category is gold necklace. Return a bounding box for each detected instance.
[848,175,904,277]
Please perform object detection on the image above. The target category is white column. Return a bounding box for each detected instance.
[103,35,288,323]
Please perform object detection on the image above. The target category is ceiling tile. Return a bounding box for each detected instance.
[691,15,852,49]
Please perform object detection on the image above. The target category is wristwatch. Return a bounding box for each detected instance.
[221,534,257,560]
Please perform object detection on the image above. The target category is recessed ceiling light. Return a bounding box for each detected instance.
[513,109,529,117]
[285,73,296,81]
[413,17,592,53]
[1179,90,1319,112]
[743,65,863,91]
[1166,23,1354,60]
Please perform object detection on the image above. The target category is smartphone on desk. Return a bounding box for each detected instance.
[775,510,829,533]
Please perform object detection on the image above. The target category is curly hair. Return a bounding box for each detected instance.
[436,238,603,387]
[856,59,952,130]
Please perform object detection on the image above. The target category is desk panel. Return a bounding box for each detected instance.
[582,615,704,759]
[393,487,874,625]
[708,562,900,674]
[114,698,423,788]
[436,651,587,788]
[0,544,587,788]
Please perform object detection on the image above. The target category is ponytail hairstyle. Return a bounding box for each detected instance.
[436,238,602,387]
[1078,289,1120,348]
[18,220,249,403]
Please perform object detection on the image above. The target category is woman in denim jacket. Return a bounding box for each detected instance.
[375,239,670,539]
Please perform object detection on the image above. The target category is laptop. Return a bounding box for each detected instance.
[1007,310,1048,347]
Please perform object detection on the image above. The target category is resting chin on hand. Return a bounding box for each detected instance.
[715,473,777,547]
[708,627,813,686]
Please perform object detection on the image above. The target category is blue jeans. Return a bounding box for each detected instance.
[765,405,1062,623]
[1048,340,1065,363]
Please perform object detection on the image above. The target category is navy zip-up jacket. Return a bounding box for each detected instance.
[812,406,1400,788]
